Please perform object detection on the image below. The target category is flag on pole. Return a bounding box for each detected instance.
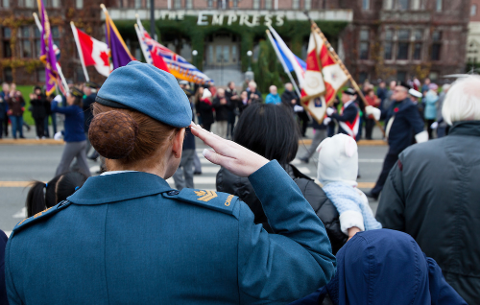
[134,22,170,73]
[37,0,59,96]
[316,29,349,105]
[267,25,306,88]
[102,4,135,69]
[71,23,112,77]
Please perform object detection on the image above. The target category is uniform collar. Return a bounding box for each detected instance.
[67,172,173,205]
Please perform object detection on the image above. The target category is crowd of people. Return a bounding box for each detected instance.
[0,63,479,304]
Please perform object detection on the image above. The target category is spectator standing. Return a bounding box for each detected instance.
[43,94,56,138]
[424,83,439,139]
[212,88,229,138]
[82,82,99,158]
[435,84,451,138]
[282,83,309,137]
[6,83,26,139]
[421,77,431,96]
[194,86,204,125]
[382,80,397,112]
[376,75,480,304]
[225,81,239,139]
[0,83,8,137]
[51,88,91,178]
[376,80,387,105]
[0,92,5,139]
[173,102,196,190]
[247,81,262,103]
[265,85,281,104]
[281,83,298,110]
[217,103,346,254]
[238,90,250,115]
[197,88,214,131]
[29,86,47,139]
[364,88,380,140]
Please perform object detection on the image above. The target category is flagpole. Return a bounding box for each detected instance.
[33,12,69,93]
[306,15,385,136]
[266,30,302,98]
[70,22,90,82]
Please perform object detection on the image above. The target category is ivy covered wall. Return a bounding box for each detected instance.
[114,18,348,90]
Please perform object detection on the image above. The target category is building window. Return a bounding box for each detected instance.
[51,0,59,7]
[436,0,442,12]
[3,67,12,83]
[359,72,368,84]
[75,0,83,8]
[292,0,299,9]
[359,29,369,59]
[411,0,420,10]
[362,0,370,10]
[397,71,407,81]
[384,29,393,60]
[1,0,9,8]
[397,0,409,10]
[135,0,141,8]
[174,0,181,8]
[305,0,311,9]
[431,30,442,61]
[265,0,272,9]
[34,27,41,57]
[207,0,212,8]
[186,0,192,8]
[412,29,422,60]
[37,68,45,83]
[51,26,60,49]
[384,0,393,9]
[253,0,260,9]
[472,4,477,16]
[18,26,33,58]
[233,0,238,8]
[397,29,410,60]
[2,27,11,58]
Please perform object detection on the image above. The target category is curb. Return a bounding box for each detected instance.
[0,139,65,145]
[299,139,387,146]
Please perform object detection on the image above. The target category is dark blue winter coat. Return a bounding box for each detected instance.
[291,229,466,305]
[0,230,8,305]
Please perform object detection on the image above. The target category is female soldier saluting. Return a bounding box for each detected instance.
[5,62,335,305]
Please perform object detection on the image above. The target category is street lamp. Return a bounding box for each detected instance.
[247,50,253,72]
[192,50,198,67]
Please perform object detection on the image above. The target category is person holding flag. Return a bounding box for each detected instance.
[327,88,361,140]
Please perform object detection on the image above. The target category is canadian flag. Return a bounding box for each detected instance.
[71,23,112,77]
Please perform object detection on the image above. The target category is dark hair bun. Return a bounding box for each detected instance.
[88,110,138,159]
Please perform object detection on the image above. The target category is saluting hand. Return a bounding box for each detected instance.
[190,122,268,177]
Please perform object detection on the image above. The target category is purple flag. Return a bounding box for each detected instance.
[37,0,59,96]
[104,9,134,69]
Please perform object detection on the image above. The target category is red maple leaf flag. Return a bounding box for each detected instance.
[71,23,112,77]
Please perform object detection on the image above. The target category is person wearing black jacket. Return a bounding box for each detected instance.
[197,88,214,131]
[212,88,230,138]
[29,86,47,139]
[216,103,346,254]
[281,83,309,137]
[246,81,262,104]
[376,76,480,304]
[225,82,239,139]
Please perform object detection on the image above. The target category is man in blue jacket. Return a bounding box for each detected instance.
[366,82,426,200]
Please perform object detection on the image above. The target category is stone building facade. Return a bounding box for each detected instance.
[0,0,469,85]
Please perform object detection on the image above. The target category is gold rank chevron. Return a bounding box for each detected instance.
[195,190,218,202]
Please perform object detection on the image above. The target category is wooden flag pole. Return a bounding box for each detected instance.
[308,18,386,137]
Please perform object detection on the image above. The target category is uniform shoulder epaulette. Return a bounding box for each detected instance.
[163,189,239,215]
[12,200,72,235]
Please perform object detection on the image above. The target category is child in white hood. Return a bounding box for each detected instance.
[317,134,382,240]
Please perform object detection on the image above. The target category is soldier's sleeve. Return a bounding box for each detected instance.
[237,160,336,304]
[375,156,407,231]
[405,104,425,134]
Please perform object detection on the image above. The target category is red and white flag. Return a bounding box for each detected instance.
[316,29,349,105]
[301,32,326,100]
[71,23,112,77]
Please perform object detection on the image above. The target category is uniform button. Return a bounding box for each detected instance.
[167,191,179,196]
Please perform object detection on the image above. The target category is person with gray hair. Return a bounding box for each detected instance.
[376,75,480,305]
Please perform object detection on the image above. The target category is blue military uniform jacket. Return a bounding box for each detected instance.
[5,161,336,304]
[382,98,425,154]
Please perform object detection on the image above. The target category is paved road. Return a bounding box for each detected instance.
[0,140,388,236]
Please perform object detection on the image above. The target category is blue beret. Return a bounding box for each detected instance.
[96,61,191,128]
